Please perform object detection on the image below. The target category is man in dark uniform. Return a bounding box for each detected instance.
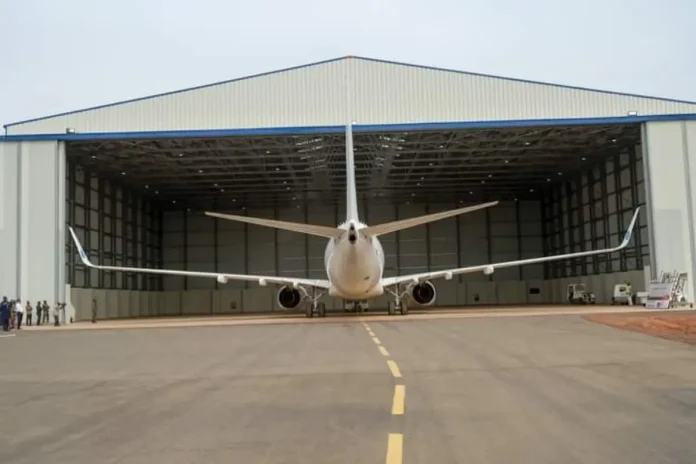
[0,297,9,331]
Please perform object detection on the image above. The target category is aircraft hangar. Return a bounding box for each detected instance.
[2,55,696,321]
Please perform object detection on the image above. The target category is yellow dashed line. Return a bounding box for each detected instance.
[372,336,382,345]
[378,345,390,357]
[386,433,403,463]
[387,360,402,378]
[391,385,405,415]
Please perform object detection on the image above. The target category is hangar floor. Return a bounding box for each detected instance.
[3,311,696,464]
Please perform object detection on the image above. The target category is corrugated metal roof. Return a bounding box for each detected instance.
[6,56,696,136]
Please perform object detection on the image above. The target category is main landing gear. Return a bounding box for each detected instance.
[305,300,327,318]
[387,286,408,316]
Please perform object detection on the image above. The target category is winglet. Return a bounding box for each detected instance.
[68,226,95,267]
[619,207,641,248]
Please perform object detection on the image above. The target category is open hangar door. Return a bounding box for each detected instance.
[540,124,648,304]
[64,122,646,319]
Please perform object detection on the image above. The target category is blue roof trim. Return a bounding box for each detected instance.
[5,55,696,129]
[2,114,696,142]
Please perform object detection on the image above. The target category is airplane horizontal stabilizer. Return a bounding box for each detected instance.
[204,211,342,239]
[361,201,499,237]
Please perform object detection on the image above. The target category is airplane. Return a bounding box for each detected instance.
[68,123,641,318]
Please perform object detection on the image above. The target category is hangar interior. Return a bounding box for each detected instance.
[63,122,649,320]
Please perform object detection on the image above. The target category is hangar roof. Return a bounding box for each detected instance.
[5,56,696,136]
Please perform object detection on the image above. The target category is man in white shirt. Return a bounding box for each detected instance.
[15,299,24,330]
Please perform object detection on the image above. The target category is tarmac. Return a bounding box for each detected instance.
[1,306,696,463]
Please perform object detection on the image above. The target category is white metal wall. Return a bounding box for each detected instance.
[643,120,696,298]
[160,200,544,308]
[0,141,66,304]
[7,57,696,135]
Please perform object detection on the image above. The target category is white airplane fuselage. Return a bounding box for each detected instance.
[323,221,385,300]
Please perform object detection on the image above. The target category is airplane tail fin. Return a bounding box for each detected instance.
[204,212,342,239]
[361,201,499,237]
[345,123,359,223]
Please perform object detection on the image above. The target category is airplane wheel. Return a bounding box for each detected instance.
[387,302,396,315]
[305,304,314,318]
[400,301,408,315]
[318,303,326,318]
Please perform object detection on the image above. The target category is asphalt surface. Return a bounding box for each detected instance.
[1,313,695,463]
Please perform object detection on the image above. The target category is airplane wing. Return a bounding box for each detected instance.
[381,207,640,288]
[67,227,330,289]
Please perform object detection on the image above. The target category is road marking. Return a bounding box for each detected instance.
[392,385,405,415]
[378,345,390,357]
[386,433,403,464]
[367,330,375,336]
[387,360,402,378]
[372,336,381,345]
[0,334,16,338]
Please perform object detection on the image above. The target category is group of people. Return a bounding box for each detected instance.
[1,297,64,331]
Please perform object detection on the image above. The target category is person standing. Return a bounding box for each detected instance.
[53,303,60,327]
[42,301,49,325]
[15,299,24,330]
[91,298,98,323]
[35,300,42,326]
[0,297,9,332]
[25,301,33,326]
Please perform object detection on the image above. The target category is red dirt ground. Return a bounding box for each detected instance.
[585,311,696,345]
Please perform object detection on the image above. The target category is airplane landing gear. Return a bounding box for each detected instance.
[387,298,408,315]
[305,301,326,318]
[386,286,408,316]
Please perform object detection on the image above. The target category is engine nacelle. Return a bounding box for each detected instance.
[276,286,309,310]
[407,280,437,306]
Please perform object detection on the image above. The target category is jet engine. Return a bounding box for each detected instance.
[276,286,309,310]
[406,280,437,306]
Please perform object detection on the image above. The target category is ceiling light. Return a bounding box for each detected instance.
[411,193,415,197]
[558,172,562,176]
[514,198,518,201]
[481,180,485,184]
[155,191,159,194]
[612,139,617,143]
[488,174,492,178]
[292,196,296,200]
[547,178,551,182]
[469,191,473,194]
[286,187,290,190]
[232,198,236,202]
[178,153,184,157]
[417,182,420,186]
[121,172,125,175]
[627,110,637,116]
[525,142,530,146]
[420,177,424,180]
[214,183,218,187]
[220,189,225,192]
[581,157,586,161]
[266,150,271,154]
[198,169,203,173]
[275,167,279,171]
[530,188,534,192]
[429,163,433,166]
[172,200,176,204]
[91,155,96,159]
[145,185,149,189]
[504,160,509,163]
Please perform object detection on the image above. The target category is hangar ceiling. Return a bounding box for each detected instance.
[66,122,641,210]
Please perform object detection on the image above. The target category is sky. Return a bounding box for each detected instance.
[1,0,695,127]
